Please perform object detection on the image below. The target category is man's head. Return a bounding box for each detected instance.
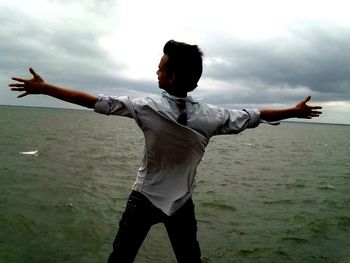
[157,40,203,97]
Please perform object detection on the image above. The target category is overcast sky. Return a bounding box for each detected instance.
[1,0,350,124]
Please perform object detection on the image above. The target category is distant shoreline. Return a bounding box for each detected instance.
[0,104,88,111]
[1,104,349,126]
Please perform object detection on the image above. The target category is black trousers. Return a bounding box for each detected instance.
[108,191,202,263]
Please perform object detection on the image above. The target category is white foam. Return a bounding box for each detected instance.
[20,150,38,155]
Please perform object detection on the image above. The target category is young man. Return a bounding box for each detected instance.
[10,40,322,263]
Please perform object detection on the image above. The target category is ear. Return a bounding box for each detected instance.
[168,73,176,85]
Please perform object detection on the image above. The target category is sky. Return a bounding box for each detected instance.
[1,0,350,124]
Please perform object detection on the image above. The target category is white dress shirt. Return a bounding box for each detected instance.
[94,92,260,215]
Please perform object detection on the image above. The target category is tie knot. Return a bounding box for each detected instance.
[176,100,186,110]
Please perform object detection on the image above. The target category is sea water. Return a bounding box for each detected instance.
[1,105,349,263]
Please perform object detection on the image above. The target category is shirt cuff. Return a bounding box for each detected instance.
[94,96,124,115]
[243,109,261,128]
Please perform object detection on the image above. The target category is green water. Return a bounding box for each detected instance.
[1,106,350,263]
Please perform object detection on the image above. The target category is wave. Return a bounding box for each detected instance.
[200,201,237,212]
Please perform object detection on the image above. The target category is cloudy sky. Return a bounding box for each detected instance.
[1,0,350,124]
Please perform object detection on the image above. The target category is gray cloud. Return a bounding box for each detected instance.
[202,22,350,104]
[1,2,128,94]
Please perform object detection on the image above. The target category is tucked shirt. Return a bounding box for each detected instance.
[94,92,260,215]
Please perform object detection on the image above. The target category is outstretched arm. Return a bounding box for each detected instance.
[259,96,322,122]
[9,68,98,109]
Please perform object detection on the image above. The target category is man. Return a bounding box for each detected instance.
[10,40,322,262]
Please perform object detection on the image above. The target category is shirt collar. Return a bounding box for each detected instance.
[162,91,196,104]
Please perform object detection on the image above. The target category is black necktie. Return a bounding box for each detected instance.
[176,100,187,125]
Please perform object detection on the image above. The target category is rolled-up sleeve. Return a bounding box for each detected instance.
[243,109,260,128]
[94,96,135,118]
[215,108,260,135]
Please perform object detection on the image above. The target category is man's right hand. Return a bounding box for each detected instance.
[9,68,46,98]
[9,68,98,109]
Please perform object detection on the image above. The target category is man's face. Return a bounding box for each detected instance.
[156,54,173,91]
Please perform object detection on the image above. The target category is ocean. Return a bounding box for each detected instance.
[1,105,349,263]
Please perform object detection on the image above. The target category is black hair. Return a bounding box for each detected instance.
[163,40,203,92]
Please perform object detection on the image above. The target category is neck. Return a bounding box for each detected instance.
[169,91,187,98]
[165,87,187,98]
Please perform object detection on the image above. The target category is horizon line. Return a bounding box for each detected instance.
[1,104,349,126]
